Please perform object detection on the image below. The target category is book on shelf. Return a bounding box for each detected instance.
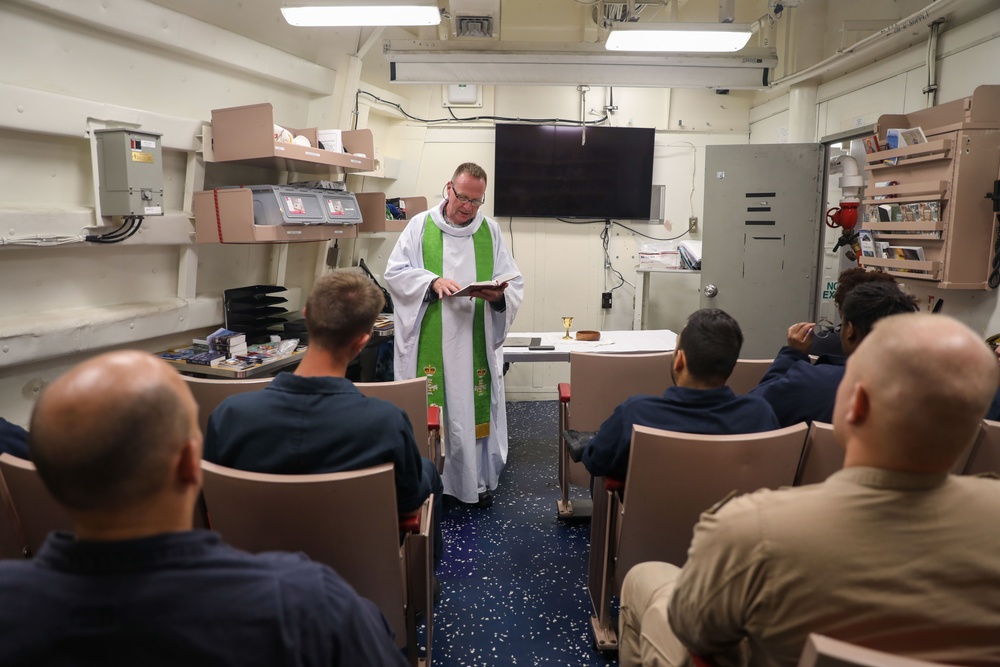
[897,127,928,147]
[450,273,520,298]
[888,245,926,262]
[862,134,880,156]
[186,351,226,367]
[858,230,876,258]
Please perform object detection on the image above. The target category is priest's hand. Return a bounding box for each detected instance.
[431,277,462,299]
[468,282,508,303]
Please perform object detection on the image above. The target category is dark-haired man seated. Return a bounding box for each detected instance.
[204,271,443,567]
[750,281,918,427]
[619,313,1000,667]
[582,308,780,482]
[0,351,408,666]
[809,267,898,357]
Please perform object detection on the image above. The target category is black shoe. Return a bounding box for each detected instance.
[433,575,441,605]
[476,490,494,508]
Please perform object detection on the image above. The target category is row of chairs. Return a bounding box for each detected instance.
[0,454,434,666]
[557,350,1000,651]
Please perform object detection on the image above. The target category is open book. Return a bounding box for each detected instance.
[450,273,519,298]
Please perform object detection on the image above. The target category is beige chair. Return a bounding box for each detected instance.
[588,422,808,651]
[0,468,27,559]
[557,351,674,519]
[357,376,442,473]
[795,421,844,485]
[180,375,274,434]
[964,418,1000,475]
[0,454,73,556]
[798,633,960,667]
[200,460,433,666]
[726,358,773,395]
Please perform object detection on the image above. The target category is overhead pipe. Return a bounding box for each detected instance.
[768,0,969,90]
[924,18,945,108]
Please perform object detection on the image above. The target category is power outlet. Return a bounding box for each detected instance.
[601,292,612,309]
[689,216,698,232]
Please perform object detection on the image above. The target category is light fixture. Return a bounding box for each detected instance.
[281,0,442,27]
[384,40,777,89]
[606,22,753,52]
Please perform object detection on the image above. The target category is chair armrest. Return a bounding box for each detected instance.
[398,502,425,533]
[691,653,722,667]
[558,382,571,403]
[605,477,625,493]
[427,405,441,432]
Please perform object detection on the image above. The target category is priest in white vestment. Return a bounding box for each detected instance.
[385,163,523,507]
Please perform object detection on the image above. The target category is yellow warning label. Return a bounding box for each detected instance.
[131,151,153,163]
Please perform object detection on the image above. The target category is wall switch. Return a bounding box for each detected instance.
[601,292,612,309]
[689,216,698,232]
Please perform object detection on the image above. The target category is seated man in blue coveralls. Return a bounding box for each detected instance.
[750,281,918,427]
[0,350,407,666]
[205,271,444,568]
[0,418,29,459]
[582,308,780,482]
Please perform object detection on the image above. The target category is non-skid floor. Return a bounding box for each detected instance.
[433,400,618,666]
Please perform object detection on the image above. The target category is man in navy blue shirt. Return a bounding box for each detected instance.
[0,418,29,459]
[750,281,918,427]
[205,271,443,566]
[0,350,407,667]
[583,309,780,481]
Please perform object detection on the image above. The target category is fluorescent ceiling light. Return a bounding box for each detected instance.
[384,41,777,89]
[281,0,441,27]
[606,23,753,52]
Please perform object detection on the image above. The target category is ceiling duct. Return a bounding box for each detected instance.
[448,0,500,39]
[456,15,493,38]
[384,40,777,89]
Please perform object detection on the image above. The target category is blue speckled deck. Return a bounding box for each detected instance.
[432,400,618,666]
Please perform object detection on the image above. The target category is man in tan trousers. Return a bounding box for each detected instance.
[619,313,1000,667]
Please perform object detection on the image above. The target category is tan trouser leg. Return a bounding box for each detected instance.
[619,562,691,667]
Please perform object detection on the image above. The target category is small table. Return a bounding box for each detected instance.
[161,345,306,379]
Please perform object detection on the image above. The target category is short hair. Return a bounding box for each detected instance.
[29,382,189,511]
[305,271,384,350]
[677,308,744,384]
[833,268,897,309]
[453,162,488,186]
[841,282,918,339]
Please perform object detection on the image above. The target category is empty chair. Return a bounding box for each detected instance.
[965,418,1000,475]
[200,460,433,666]
[557,351,674,518]
[357,376,442,472]
[798,633,962,667]
[0,454,73,556]
[726,358,773,395]
[588,422,808,651]
[795,421,844,485]
[180,375,273,433]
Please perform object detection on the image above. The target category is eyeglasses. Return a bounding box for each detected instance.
[813,318,841,339]
[449,182,486,207]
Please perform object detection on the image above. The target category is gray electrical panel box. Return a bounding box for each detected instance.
[94,128,164,217]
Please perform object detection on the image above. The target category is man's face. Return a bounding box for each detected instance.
[445,173,486,226]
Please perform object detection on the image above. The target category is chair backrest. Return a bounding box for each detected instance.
[616,422,807,580]
[180,375,274,433]
[568,351,674,487]
[795,421,844,485]
[0,454,73,556]
[726,358,773,395]
[965,418,1000,475]
[797,633,960,667]
[356,377,434,462]
[199,461,408,647]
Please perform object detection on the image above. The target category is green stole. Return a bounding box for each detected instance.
[417,214,494,439]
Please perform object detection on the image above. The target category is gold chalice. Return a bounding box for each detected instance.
[561,316,574,340]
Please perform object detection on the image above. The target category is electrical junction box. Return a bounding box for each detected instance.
[94,128,164,217]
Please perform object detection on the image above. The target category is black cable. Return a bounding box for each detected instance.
[358,90,609,126]
[612,219,696,241]
[600,221,627,292]
[86,216,144,244]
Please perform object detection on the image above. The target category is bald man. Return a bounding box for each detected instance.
[619,313,1000,667]
[0,351,408,667]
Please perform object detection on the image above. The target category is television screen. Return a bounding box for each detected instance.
[493,124,655,219]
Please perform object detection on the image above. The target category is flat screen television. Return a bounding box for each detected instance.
[493,124,655,219]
